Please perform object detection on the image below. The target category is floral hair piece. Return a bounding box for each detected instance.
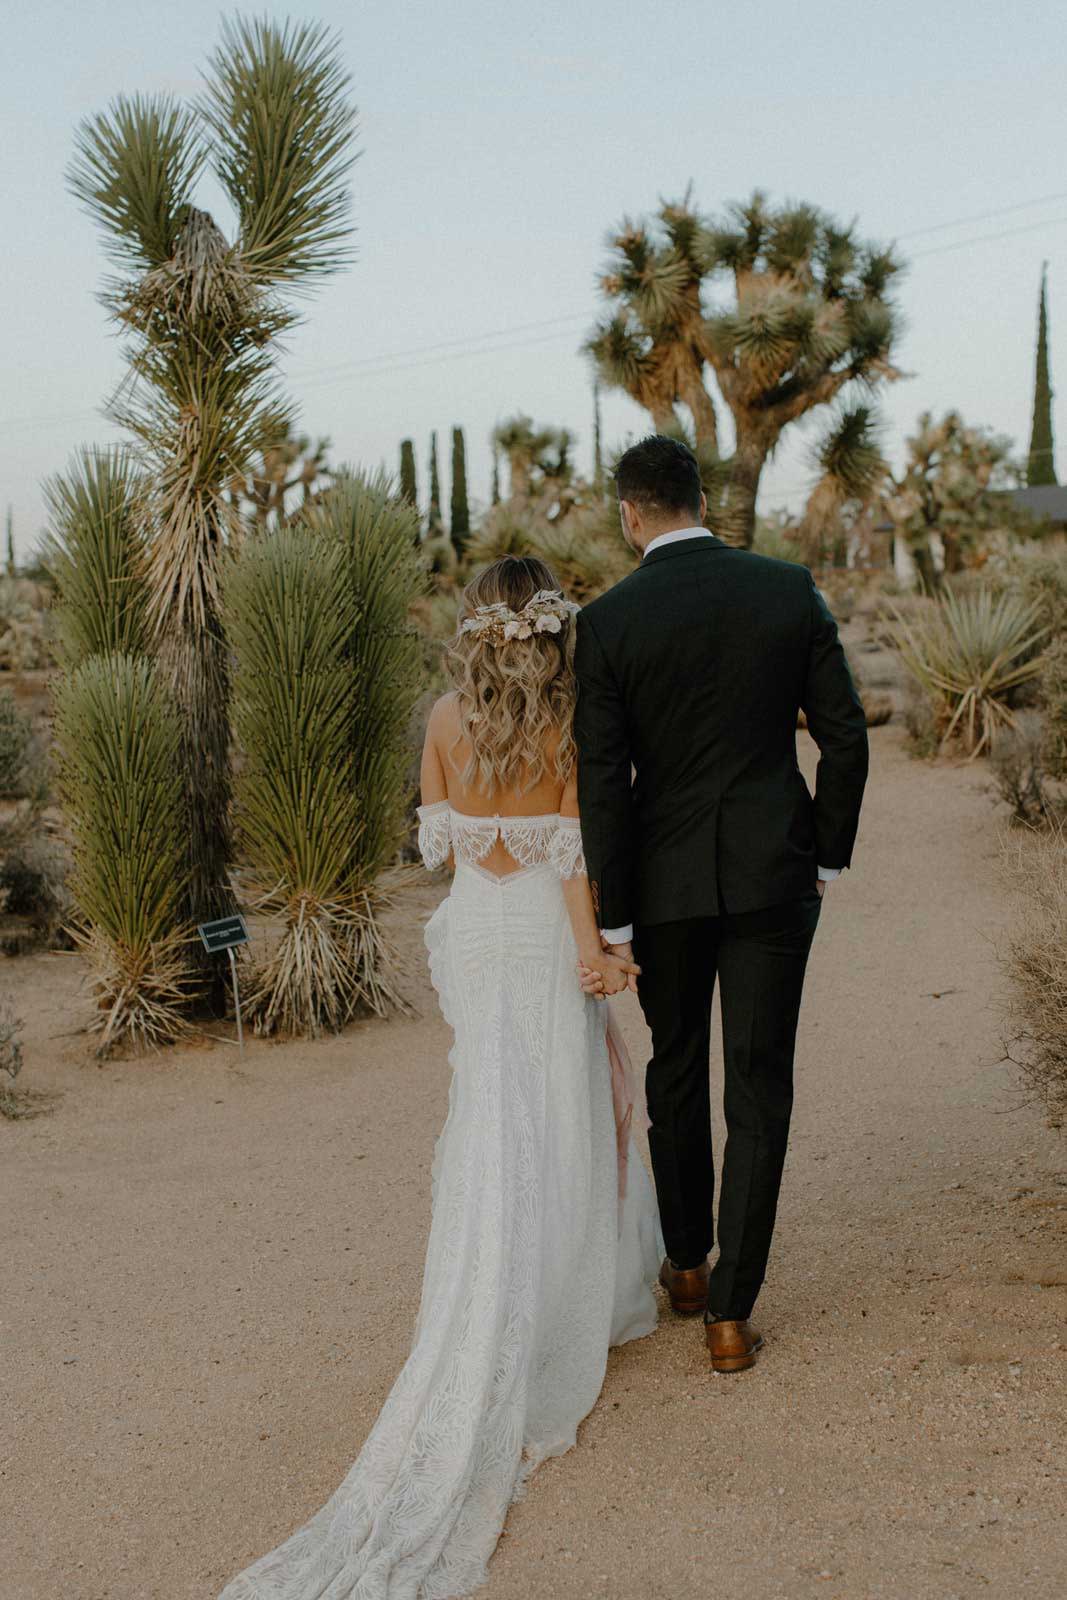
[459,588,579,647]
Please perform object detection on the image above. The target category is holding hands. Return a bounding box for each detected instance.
[576,939,640,1000]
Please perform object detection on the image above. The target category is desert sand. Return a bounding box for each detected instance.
[3,723,1066,1599]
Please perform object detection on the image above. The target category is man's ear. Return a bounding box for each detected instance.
[619,498,637,540]
[698,490,708,524]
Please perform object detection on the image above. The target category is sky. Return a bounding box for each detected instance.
[3,0,1067,557]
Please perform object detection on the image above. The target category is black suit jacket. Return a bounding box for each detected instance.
[574,535,869,929]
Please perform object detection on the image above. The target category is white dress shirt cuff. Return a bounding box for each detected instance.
[817,866,843,882]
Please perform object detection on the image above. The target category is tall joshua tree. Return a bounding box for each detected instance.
[587,190,904,546]
[67,18,357,947]
[1027,264,1057,486]
[450,425,470,556]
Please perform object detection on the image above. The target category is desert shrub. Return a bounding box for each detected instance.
[885,587,1049,757]
[0,578,55,671]
[902,679,941,759]
[1002,826,1067,1124]
[0,835,73,953]
[0,693,32,795]
[0,996,26,1119]
[1003,545,1067,636]
[1040,634,1067,781]
[989,713,1059,825]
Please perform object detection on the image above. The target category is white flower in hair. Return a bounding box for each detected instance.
[460,587,575,647]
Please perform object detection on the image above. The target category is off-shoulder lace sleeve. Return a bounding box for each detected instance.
[417,801,452,870]
[550,816,587,879]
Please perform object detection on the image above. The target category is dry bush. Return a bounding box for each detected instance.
[0,996,36,1120]
[1040,634,1067,781]
[988,712,1062,826]
[902,679,940,759]
[1001,825,1067,1125]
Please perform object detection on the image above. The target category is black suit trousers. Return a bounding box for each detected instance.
[634,891,822,1320]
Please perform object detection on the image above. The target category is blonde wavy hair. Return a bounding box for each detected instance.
[446,556,577,793]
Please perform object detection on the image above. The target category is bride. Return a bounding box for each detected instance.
[219,555,662,1599]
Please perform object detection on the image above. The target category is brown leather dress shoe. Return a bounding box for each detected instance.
[658,1257,710,1316]
[705,1318,764,1373]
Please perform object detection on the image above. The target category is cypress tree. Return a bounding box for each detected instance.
[427,431,443,536]
[450,426,470,555]
[1027,263,1057,486]
[490,443,501,506]
[399,438,417,508]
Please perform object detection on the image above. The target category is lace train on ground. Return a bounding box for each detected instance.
[218,827,659,1600]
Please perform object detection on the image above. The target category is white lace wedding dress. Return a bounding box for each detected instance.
[218,804,661,1600]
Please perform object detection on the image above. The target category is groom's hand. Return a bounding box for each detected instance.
[602,939,640,995]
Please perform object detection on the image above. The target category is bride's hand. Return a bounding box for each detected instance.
[576,952,640,999]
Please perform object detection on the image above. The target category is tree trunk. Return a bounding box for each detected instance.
[678,368,718,453]
[718,426,770,548]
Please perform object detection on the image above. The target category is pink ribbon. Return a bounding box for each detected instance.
[604,1008,650,1208]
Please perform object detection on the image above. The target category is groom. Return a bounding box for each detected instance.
[574,435,868,1372]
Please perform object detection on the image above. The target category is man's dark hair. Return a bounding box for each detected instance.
[615,434,702,519]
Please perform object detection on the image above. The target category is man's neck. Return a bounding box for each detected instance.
[641,524,712,558]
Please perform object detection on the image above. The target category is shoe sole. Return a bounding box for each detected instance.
[708,1335,764,1373]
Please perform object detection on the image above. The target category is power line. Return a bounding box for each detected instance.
[911,214,1067,259]
[896,190,1067,241]
[286,311,590,383]
[5,189,1067,432]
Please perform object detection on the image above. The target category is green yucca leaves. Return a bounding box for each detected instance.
[307,472,425,890]
[885,588,1050,758]
[55,654,197,1052]
[228,527,361,907]
[227,525,361,1035]
[200,16,358,287]
[44,448,151,668]
[68,94,207,271]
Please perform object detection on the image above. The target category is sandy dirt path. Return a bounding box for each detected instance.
[3,725,1066,1600]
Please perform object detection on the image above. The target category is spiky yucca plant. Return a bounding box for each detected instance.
[226,529,364,1035]
[67,17,357,946]
[44,448,150,667]
[885,588,1049,757]
[55,655,196,1054]
[303,472,425,1015]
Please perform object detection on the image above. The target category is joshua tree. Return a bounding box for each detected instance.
[798,404,887,566]
[228,420,334,529]
[1027,263,1057,487]
[450,426,470,556]
[492,414,559,501]
[884,410,1021,588]
[491,414,576,504]
[399,437,418,509]
[586,189,904,545]
[66,17,357,951]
